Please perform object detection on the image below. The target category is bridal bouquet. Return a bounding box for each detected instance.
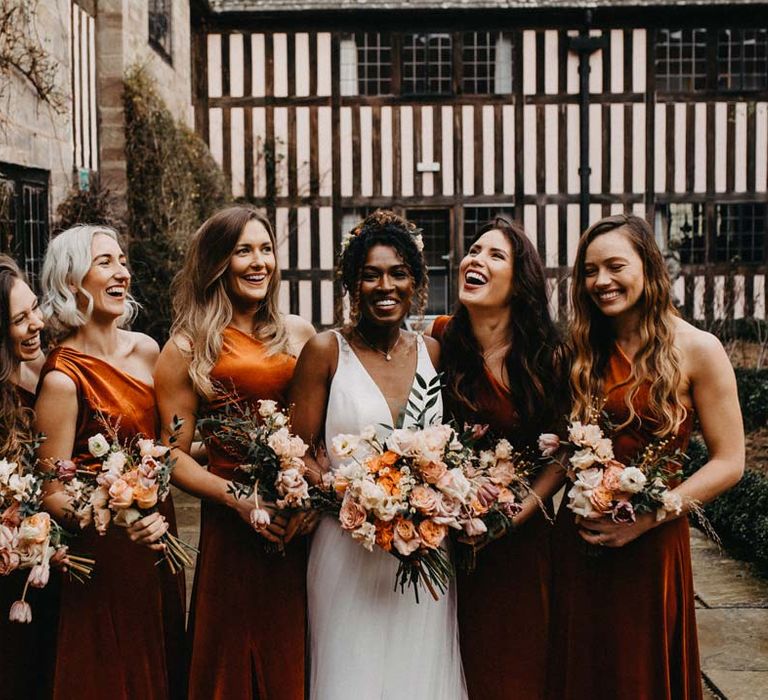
[538,419,686,524]
[0,441,93,623]
[62,418,195,573]
[321,419,535,600]
[198,399,312,532]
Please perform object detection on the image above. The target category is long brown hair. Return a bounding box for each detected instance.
[0,256,32,462]
[441,218,566,444]
[170,206,288,400]
[570,214,685,436]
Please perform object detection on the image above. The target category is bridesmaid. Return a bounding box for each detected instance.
[547,214,744,699]
[34,225,186,700]
[0,255,56,700]
[428,217,566,699]
[154,206,315,699]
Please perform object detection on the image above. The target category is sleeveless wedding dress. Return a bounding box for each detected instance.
[307,331,467,700]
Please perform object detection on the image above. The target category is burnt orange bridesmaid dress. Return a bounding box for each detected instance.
[547,346,702,700]
[0,386,60,700]
[39,347,186,700]
[433,316,551,700]
[187,326,306,700]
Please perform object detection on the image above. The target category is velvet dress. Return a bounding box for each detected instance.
[433,316,552,700]
[547,345,702,700]
[187,326,306,700]
[40,347,186,700]
[0,386,60,700]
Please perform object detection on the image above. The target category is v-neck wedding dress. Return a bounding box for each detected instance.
[307,331,467,700]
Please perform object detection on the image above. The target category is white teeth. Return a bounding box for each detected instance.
[245,274,266,283]
[375,299,397,307]
[465,271,487,285]
[106,286,124,297]
[598,290,621,301]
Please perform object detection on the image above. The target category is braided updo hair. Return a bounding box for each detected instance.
[338,210,429,323]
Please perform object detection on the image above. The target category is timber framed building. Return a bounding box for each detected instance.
[196,0,768,326]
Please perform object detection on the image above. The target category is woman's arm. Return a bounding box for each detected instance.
[35,370,168,548]
[154,338,284,544]
[579,328,744,548]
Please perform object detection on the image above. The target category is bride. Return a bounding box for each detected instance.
[290,210,467,700]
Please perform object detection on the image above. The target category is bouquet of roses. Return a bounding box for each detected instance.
[1,439,93,623]
[62,417,195,573]
[198,399,312,534]
[319,415,535,600]
[538,419,686,524]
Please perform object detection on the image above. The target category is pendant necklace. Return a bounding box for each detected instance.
[355,327,402,361]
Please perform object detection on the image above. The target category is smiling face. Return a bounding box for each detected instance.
[458,228,515,310]
[80,233,131,321]
[358,244,415,326]
[582,227,645,319]
[226,218,276,309]
[8,278,44,362]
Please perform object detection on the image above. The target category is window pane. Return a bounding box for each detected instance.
[656,29,707,92]
[462,32,513,95]
[718,29,768,90]
[403,34,453,96]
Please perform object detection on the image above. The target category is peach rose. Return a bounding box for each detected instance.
[375,520,395,552]
[409,485,439,515]
[339,495,367,531]
[133,480,159,509]
[417,461,448,485]
[488,459,517,487]
[589,485,614,513]
[602,462,626,492]
[108,479,135,510]
[418,519,448,549]
[393,518,421,556]
[18,513,51,545]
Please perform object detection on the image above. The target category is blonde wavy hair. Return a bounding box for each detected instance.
[570,214,686,436]
[171,206,288,400]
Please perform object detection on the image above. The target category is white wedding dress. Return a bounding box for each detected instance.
[308,331,467,700]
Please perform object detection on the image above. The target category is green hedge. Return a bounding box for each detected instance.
[735,368,768,432]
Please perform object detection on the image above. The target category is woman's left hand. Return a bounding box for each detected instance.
[576,511,657,548]
[284,510,320,543]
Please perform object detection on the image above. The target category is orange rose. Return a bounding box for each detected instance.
[375,520,395,552]
[122,469,140,487]
[367,451,400,474]
[589,485,614,513]
[377,470,402,497]
[418,519,448,549]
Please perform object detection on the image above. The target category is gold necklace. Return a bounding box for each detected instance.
[354,327,402,361]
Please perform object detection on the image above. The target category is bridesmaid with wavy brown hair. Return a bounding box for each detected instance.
[34,226,185,700]
[0,255,55,699]
[154,206,315,699]
[429,217,567,699]
[548,214,744,699]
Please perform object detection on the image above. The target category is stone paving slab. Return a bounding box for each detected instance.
[692,529,768,698]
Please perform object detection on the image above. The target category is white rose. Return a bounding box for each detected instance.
[618,467,647,494]
[87,433,110,458]
[581,424,605,448]
[351,522,377,551]
[356,479,388,511]
[567,483,598,518]
[436,469,471,502]
[661,490,683,516]
[593,438,615,462]
[331,433,360,457]
[258,399,278,417]
[386,429,418,456]
[574,467,604,490]
[569,448,598,471]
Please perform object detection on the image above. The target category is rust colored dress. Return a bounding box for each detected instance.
[433,316,552,700]
[0,386,60,700]
[547,346,702,700]
[187,326,306,700]
[40,347,186,700]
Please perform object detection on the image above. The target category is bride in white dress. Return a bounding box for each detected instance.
[289,211,467,700]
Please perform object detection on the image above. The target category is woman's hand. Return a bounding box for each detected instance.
[576,511,656,548]
[229,491,287,544]
[284,510,320,543]
[127,512,169,551]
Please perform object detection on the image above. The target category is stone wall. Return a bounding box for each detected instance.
[0,0,74,208]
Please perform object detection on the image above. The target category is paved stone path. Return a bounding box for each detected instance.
[172,488,768,698]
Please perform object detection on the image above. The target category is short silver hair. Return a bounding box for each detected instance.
[41,225,139,337]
